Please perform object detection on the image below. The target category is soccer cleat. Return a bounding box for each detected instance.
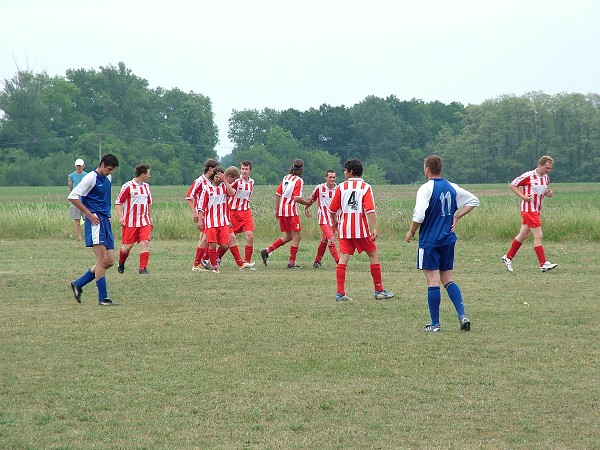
[459,316,471,331]
[260,249,269,266]
[313,261,322,269]
[422,323,441,332]
[287,263,301,270]
[335,293,353,302]
[239,262,255,270]
[139,268,149,275]
[540,261,558,272]
[98,298,113,306]
[192,265,206,272]
[375,289,394,300]
[501,255,513,272]
[117,264,125,274]
[70,282,82,303]
[201,259,211,271]
[212,267,220,274]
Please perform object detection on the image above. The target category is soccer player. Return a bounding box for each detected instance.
[115,163,154,275]
[501,155,557,273]
[229,160,256,265]
[305,169,340,268]
[260,159,311,269]
[68,154,119,306]
[196,167,235,273]
[68,158,87,241]
[329,159,394,302]
[405,155,479,332]
[186,159,218,271]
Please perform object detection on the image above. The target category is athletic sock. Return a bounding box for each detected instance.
[534,245,546,266]
[427,286,441,325]
[336,263,347,295]
[208,248,218,268]
[444,281,465,318]
[139,251,149,270]
[244,245,253,263]
[75,269,95,288]
[217,246,228,260]
[506,239,522,260]
[370,263,383,292]
[315,241,327,263]
[194,247,205,266]
[268,238,286,253]
[329,243,340,263]
[119,250,130,265]
[96,276,108,301]
[229,245,244,266]
[289,246,299,264]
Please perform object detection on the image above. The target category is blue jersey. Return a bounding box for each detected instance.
[412,178,479,249]
[68,170,113,217]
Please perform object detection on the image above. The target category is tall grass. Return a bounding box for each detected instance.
[1,183,599,241]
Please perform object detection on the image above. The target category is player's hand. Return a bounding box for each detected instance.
[192,213,199,223]
[546,189,554,197]
[87,212,100,225]
[405,230,414,243]
[305,208,312,219]
[370,228,378,242]
[522,194,532,202]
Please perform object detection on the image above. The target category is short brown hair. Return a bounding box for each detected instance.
[424,155,443,176]
[204,159,219,174]
[225,166,240,179]
[134,163,150,177]
[538,155,554,166]
[240,160,252,170]
[289,159,304,175]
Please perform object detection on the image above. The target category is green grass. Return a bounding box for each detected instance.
[1,238,598,449]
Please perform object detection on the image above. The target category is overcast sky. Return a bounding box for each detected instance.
[2,0,599,157]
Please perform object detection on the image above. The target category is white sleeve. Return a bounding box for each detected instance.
[68,172,95,200]
[412,181,434,224]
[451,183,480,208]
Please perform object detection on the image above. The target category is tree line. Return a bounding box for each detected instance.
[1,63,599,185]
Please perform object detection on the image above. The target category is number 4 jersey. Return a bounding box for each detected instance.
[412,178,479,248]
[329,177,375,239]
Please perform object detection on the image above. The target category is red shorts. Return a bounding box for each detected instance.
[278,215,301,232]
[320,224,335,240]
[121,225,152,244]
[230,210,254,234]
[339,237,376,255]
[521,211,542,228]
[204,226,230,245]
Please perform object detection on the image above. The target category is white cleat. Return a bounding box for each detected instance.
[501,255,513,272]
[540,261,557,272]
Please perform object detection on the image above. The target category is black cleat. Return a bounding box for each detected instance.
[98,298,114,306]
[459,316,471,331]
[117,264,125,274]
[139,268,149,275]
[70,282,82,303]
[260,249,269,266]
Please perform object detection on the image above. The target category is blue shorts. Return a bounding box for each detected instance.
[417,242,455,271]
[84,214,115,250]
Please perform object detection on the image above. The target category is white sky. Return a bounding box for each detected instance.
[2,0,599,157]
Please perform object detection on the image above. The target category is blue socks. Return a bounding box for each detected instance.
[445,281,466,318]
[427,286,441,325]
[96,277,108,302]
[74,269,95,288]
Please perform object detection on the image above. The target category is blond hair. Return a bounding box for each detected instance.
[538,155,554,166]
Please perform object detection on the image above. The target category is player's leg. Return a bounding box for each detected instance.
[423,269,442,330]
[288,230,301,268]
[366,242,393,300]
[335,248,352,301]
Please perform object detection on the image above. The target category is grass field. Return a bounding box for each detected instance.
[1,184,599,448]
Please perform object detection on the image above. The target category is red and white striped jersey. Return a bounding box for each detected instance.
[511,169,550,213]
[276,174,304,217]
[229,177,254,211]
[186,174,209,210]
[115,179,153,227]
[309,183,337,226]
[329,178,375,239]
[198,182,232,228]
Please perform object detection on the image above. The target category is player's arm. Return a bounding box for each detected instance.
[510,183,531,202]
[148,204,154,228]
[68,176,73,191]
[304,188,317,218]
[366,211,378,242]
[68,174,99,225]
[405,182,431,243]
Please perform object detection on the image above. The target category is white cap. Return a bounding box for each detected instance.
[75,158,85,166]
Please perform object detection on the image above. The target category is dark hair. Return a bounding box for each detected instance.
[424,155,443,175]
[326,169,335,176]
[289,158,304,175]
[100,154,119,168]
[134,163,150,177]
[344,159,363,177]
[204,158,219,174]
[240,160,253,170]
[209,166,224,181]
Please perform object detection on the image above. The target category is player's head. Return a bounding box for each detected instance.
[424,155,443,176]
[344,159,363,178]
[290,159,304,176]
[134,163,150,178]
[209,166,224,182]
[98,154,119,175]
[325,170,336,183]
[224,166,240,182]
[75,158,85,172]
[240,160,252,171]
[204,159,219,174]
